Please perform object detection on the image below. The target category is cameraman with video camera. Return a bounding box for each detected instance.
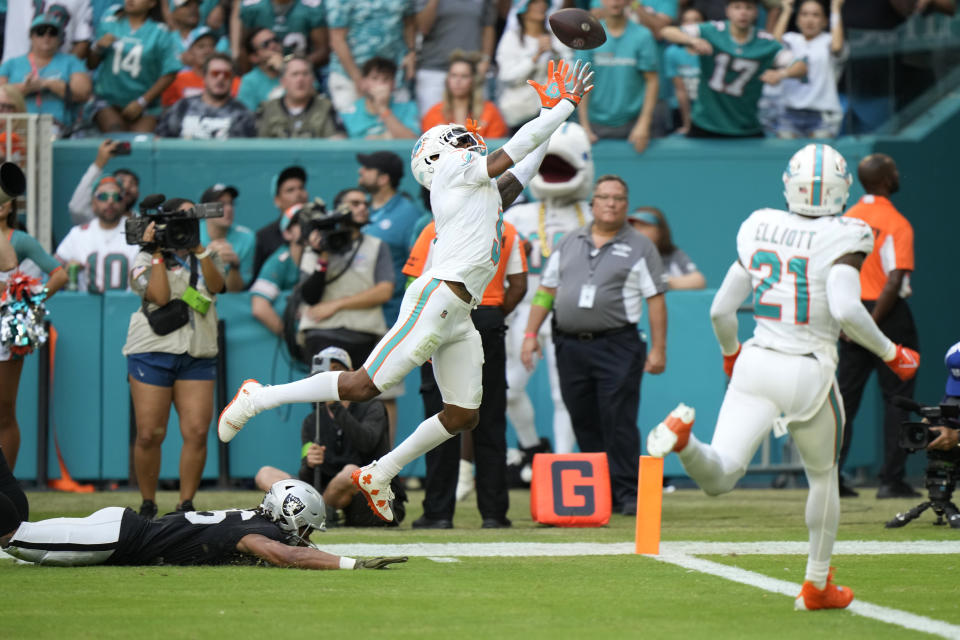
[291,199,394,370]
[122,196,226,520]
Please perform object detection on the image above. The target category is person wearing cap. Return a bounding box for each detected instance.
[156,52,256,139]
[356,150,421,325]
[163,0,229,61]
[340,56,419,140]
[250,204,307,335]
[88,0,180,133]
[67,141,140,225]
[199,183,255,291]
[2,0,93,63]
[0,14,92,135]
[161,26,238,107]
[55,177,141,293]
[928,343,960,452]
[627,206,705,290]
[236,27,284,112]
[521,174,668,516]
[253,346,404,526]
[252,164,308,282]
[256,55,340,139]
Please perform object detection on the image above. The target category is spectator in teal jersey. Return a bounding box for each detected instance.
[199,184,255,292]
[236,0,327,68]
[340,57,419,140]
[249,203,305,336]
[87,0,180,132]
[660,0,806,138]
[0,195,68,471]
[326,0,417,114]
[236,27,283,112]
[0,14,92,137]
[663,6,704,134]
[577,0,660,153]
[166,0,230,66]
[355,151,420,325]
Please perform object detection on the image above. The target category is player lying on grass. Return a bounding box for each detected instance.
[217,59,593,524]
[646,143,920,611]
[0,479,405,570]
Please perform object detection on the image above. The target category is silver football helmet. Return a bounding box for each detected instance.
[260,479,326,544]
[411,123,487,190]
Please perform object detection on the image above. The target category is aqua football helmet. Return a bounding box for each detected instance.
[783,143,852,217]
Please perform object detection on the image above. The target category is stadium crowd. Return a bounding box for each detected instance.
[0,0,952,528]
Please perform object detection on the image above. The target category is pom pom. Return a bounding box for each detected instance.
[0,272,49,356]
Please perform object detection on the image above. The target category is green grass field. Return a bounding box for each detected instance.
[3,487,960,639]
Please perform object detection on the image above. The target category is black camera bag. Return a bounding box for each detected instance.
[143,255,198,336]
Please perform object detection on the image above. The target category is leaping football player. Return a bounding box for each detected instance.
[218,59,594,523]
[646,144,920,610]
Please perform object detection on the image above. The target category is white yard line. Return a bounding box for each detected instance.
[319,540,960,639]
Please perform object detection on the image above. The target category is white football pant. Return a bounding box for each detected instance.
[677,346,844,585]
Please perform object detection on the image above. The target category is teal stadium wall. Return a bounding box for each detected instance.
[15,120,956,483]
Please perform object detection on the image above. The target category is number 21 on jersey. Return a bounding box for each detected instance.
[749,250,809,324]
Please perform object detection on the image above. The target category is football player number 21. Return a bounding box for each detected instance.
[750,250,809,324]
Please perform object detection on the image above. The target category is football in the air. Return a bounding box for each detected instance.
[548,8,607,50]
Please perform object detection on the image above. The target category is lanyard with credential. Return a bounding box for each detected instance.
[579,233,612,309]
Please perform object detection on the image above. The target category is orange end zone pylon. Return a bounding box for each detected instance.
[635,456,663,555]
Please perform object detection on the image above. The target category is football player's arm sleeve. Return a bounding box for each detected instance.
[710,261,752,356]
[236,534,341,570]
[497,100,575,175]
[68,162,100,225]
[826,263,897,361]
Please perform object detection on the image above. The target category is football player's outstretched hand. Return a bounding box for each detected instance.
[556,59,593,106]
[527,59,564,108]
[354,556,409,570]
[885,344,919,381]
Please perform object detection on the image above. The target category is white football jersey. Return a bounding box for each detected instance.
[737,208,874,362]
[504,200,591,291]
[426,148,503,301]
[55,219,141,293]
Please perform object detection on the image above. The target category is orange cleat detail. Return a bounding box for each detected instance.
[794,568,854,611]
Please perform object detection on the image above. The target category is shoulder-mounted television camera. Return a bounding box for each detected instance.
[125,193,224,250]
[298,198,357,255]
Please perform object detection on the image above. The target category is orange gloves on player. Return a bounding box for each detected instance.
[527,59,594,108]
[722,344,741,377]
[884,344,920,381]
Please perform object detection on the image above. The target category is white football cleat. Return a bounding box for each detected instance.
[351,462,395,522]
[218,379,263,443]
[646,403,696,458]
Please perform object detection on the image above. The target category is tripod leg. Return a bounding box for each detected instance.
[885,501,932,528]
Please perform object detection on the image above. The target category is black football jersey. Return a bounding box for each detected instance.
[109,508,287,566]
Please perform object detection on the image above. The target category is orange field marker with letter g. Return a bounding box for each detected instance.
[635,456,663,554]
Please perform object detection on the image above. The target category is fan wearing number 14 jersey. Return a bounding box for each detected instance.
[218,59,594,524]
[647,144,919,611]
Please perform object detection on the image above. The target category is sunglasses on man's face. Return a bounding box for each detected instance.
[32,26,59,37]
[257,36,280,49]
[208,69,233,79]
[96,191,122,203]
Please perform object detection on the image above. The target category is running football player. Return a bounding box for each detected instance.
[646,144,920,610]
[218,60,594,523]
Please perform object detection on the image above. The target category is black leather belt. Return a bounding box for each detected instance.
[555,325,635,342]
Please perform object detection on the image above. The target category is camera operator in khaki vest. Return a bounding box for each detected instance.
[295,201,394,371]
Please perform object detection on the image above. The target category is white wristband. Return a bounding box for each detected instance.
[339,556,357,570]
[195,249,211,260]
[136,96,148,108]
[830,12,840,29]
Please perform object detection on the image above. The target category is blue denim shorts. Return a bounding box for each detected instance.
[127,352,217,387]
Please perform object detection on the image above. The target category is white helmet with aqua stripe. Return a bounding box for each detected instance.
[782,143,852,217]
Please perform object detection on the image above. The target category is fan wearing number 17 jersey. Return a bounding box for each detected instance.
[646,144,920,611]
[218,59,595,523]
